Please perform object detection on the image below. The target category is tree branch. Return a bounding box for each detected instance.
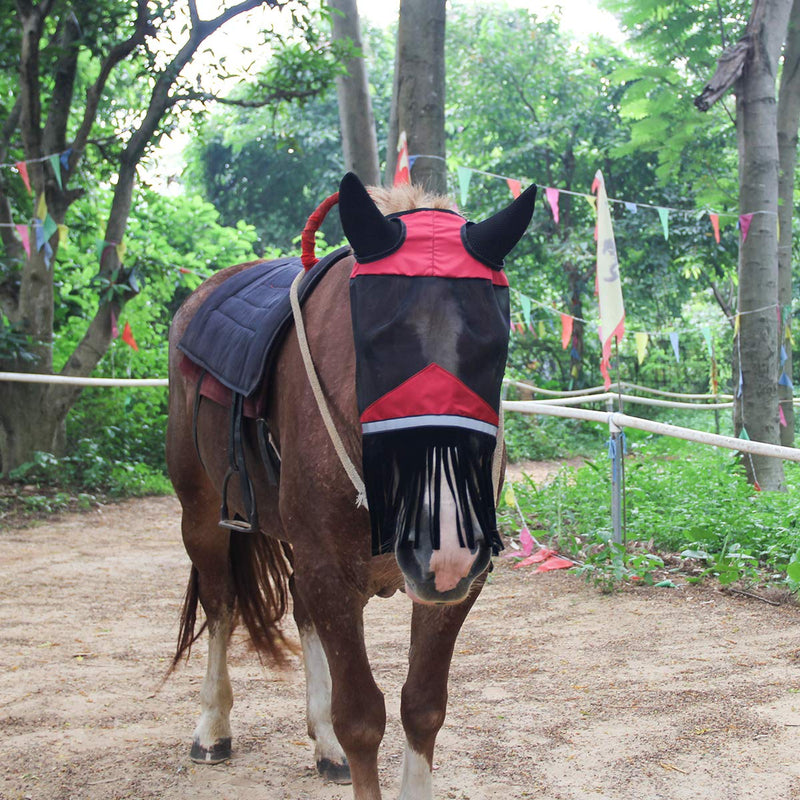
[170,87,320,108]
[694,36,751,111]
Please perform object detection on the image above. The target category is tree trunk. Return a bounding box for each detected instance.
[392,0,447,193]
[776,0,800,446]
[734,0,792,489]
[327,0,380,185]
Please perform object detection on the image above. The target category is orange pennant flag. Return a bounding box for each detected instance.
[506,178,521,199]
[121,321,139,351]
[393,130,410,186]
[560,313,573,349]
[709,213,720,244]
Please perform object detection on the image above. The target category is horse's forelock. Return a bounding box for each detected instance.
[368,184,454,215]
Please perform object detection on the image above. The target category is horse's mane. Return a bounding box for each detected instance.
[368,183,454,215]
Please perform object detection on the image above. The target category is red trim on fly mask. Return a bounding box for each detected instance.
[301,192,340,271]
[350,210,509,287]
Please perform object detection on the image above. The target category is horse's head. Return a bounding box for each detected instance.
[340,172,536,604]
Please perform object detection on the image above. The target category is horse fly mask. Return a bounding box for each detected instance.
[338,173,537,557]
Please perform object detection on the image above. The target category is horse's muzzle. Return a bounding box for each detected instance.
[396,538,492,605]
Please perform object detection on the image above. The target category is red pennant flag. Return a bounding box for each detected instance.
[780,404,787,427]
[15,161,31,193]
[739,213,754,243]
[709,213,720,243]
[545,186,560,224]
[179,267,192,274]
[560,313,573,349]
[393,130,410,186]
[535,555,573,572]
[121,320,138,351]
[506,178,521,199]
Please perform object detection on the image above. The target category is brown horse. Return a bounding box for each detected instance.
[166,173,536,800]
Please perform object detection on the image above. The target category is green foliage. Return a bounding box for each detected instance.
[504,434,800,593]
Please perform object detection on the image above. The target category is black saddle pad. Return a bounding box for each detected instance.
[178,246,350,397]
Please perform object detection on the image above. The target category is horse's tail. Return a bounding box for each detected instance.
[171,532,294,671]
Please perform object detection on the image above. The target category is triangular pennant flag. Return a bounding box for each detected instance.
[36,193,47,220]
[560,313,573,349]
[506,178,521,199]
[110,308,119,339]
[780,404,788,427]
[635,331,648,364]
[780,344,788,366]
[49,153,63,190]
[116,241,127,262]
[585,195,596,211]
[657,207,669,240]
[709,213,720,244]
[593,170,625,389]
[15,224,31,256]
[739,213,753,243]
[734,313,741,337]
[407,155,418,170]
[60,148,72,172]
[701,326,713,357]
[42,213,57,241]
[457,166,472,207]
[121,320,139,351]
[778,371,793,388]
[43,240,53,268]
[545,187,560,224]
[739,427,750,440]
[520,295,532,327]
[624,201,637,214]
[15,161,31,193]
[669,331,680,362]
[57,224,68,245]
[393,130,410,186]
[33,218,45,251]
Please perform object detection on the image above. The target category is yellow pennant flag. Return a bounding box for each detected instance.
[635,332,649,364]
[592,170,625,388]
[57,224,68,245]
[116,241,127,262]
[734,313,741,337]
[36,193,47,220]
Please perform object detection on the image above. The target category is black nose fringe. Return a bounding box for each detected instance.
[362,428,503,557]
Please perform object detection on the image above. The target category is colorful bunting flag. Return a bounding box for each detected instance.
[15,161,31,193]
[701,326,713,356]
[57,224,68,245]
[709,213,720,244]
[545,186,560,224]
[739,213,753,243]
[560,313,573,349]
[121,320,138,351]
[734,313,741,337]
[635,331,648,364]
[739,427,750,440]
[15,224,30,256]
[657,207,669,241]
[60,148,72,172]
[49,153,62,189]
[36,193,47,220]
[669,331,680,362]
[42,214,57,241]
[520,295,532,327]
[393,130,410,186]
[624,201,637,214]
[457,166,472,206]
[592,170,625,389]
[116,241,127,262]
[778,371,793,388]
[780,404,788,427]
[506,178,521,199]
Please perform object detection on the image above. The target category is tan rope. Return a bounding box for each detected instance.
[289,271,368,508]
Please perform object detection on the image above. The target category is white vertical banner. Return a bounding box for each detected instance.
[592,169,625,388]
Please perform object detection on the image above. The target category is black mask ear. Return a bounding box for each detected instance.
[338,172,405,262]
[463,183,537,268]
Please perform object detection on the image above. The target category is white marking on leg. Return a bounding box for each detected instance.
[193,614,233,750]
[398,740,433,800]
[299,625,346,767]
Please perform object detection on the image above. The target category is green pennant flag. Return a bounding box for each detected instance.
[520,294,532,327]
[49,153,63,189]
[457,166,472,207]
[657,207,669,240]
[739,427,750,441]
[700,326,713,357]
[42,213,58,240]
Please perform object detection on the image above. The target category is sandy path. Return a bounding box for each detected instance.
[1,493,799,800]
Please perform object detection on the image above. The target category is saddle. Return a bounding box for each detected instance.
[177,245,351,531]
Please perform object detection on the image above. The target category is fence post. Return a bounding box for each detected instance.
[607,406,624,545]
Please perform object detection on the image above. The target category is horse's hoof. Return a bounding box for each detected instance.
[190,737,232,764]
[317,756,351,784]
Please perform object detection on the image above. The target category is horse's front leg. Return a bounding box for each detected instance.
[290,575,351,784]
[398,577,486,800]
[294,556,386,800]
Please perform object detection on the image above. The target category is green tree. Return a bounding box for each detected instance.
[0,0,347,473]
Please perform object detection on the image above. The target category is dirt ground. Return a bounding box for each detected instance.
[2,463,800,800]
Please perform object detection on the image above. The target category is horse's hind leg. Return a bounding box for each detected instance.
[291,576,351,784]
[398,580,485,800]
[177,486,236,764]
